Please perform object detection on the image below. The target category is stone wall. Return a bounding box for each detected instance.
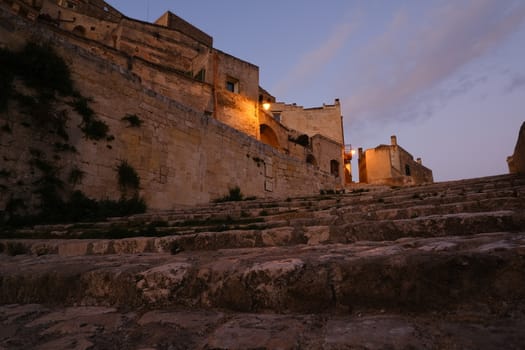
[38,0,120,42]
[30,0,262,141]
[358,146,391,185]
[271,100,344,145]
[311,134,345,184]
[395,146,433,185]
[508,121,525,174]
[213,50,260,138]
[6,0,347,176]
[1,0,39,20]
[257,110,344,185]
[115,17,211,76]
[258,110,289,151]
[154,10,212,47]
[0,5,341,211]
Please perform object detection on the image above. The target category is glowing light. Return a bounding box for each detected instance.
[262,102,271,111]
[351,149,356,156]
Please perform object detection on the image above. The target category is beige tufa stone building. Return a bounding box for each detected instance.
[0,0,352,211]
[358,136,433,186]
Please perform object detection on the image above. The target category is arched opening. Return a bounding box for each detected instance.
[72,25,86,37]
[260,124,280,149]
[306,154,317,166]
[330,159,340,177]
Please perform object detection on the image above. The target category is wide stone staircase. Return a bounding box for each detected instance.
[1,174,525,349]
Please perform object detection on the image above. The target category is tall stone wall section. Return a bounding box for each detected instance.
[0,6,340,210]
[508,122,525,175]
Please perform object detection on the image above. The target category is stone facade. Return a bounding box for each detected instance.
[270,100,344,145]
[358,136,433,186]
[266,100,345,184]
[507,121,525,175]
[0,0,346,211]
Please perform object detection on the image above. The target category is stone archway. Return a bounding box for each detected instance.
[260,124,280,149]
[72,25,86,37]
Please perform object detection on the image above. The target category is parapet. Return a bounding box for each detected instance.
[155,11,213,47]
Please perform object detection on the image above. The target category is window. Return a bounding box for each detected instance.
[272,112,281,122]
[405,164,411,176]
[194,69,205,82]
[330,160,340,177]
[226,77,239,93]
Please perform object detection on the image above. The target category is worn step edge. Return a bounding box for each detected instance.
[0,232,524,314]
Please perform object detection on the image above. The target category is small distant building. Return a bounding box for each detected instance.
[358,135,433,186]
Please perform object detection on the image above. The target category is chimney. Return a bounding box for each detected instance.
[391,135,397,146]
[417,158,422,165]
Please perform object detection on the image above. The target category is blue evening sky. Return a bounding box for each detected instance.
[106,0,525,181]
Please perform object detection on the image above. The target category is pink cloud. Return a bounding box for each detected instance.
[273,19,358,98]
[506,74,525,93]
[346,0,525,125]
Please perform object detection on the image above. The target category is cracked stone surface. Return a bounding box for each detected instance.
[1,304,525,349]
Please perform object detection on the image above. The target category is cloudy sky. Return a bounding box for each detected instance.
[106,0,525,181]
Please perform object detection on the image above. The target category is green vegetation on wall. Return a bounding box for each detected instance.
[0,43,146,227]
[121,114,143,127]
[117,160,141,198]
[1,43,109,140]
[14,42,74,95]
[214,186,244,203]
[72,96,109,140]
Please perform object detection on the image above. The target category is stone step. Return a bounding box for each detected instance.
[2,174,524,245]
[2,302,524,349]
[6,188,521,240]
[105,180,525,223]
[0,225,316,257]
[346,186,525,212]
[77,176,524,226]
[339,196,524,222]
[2,208,521,256]
[332,210,524,243]
[0,232,524,315]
